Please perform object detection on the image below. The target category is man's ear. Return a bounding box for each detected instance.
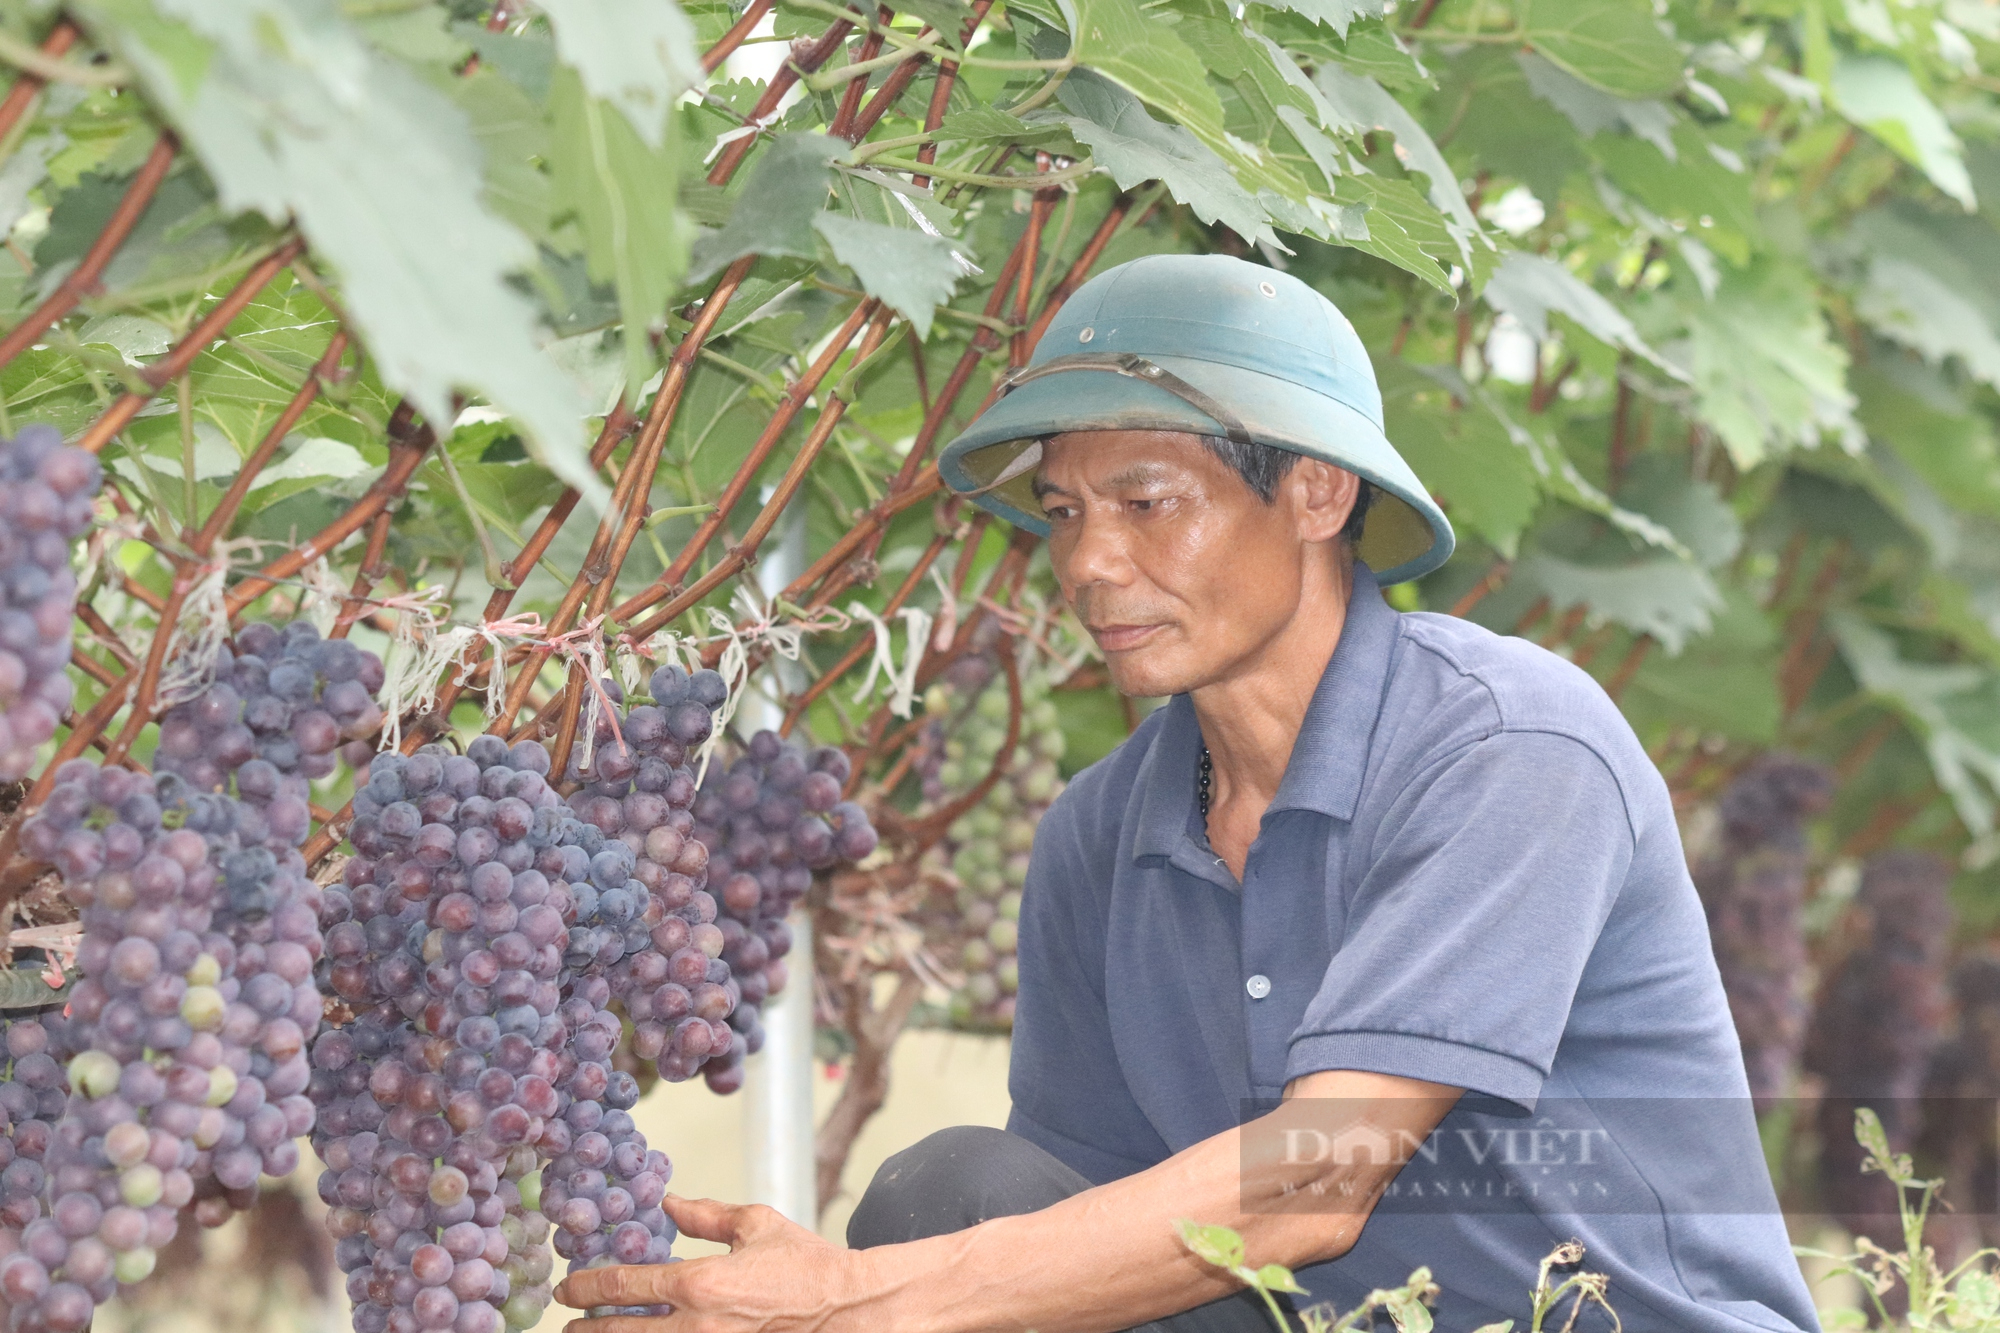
[1286,458,1361,544]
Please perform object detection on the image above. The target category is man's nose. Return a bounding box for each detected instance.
[1059,508,1136,591]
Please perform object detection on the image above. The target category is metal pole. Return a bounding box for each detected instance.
[743,495,817,1226]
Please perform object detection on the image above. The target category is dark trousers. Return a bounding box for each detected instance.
[846,1126,1288,1333]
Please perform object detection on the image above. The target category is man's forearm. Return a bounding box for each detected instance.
[849,1074,1460,1333]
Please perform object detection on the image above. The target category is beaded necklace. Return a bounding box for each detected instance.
[1198,746,1212,821]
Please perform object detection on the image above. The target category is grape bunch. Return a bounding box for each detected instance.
[0,1012,70,1258]
[0,425,102,781]
[907,655,1064,1031]
[152,620,386,1223]
[689,727,878,1092]
[1,761,224,1332]
[1689,755,1833,1107]
[155,618,385,799]
[559,665,743,1091]
[1806,849,1955,1238]
[312,668,735,1333]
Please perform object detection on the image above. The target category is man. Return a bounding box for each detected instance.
[557,255,1820,1332]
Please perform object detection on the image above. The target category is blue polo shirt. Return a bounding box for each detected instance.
[1008,566,1820,1333]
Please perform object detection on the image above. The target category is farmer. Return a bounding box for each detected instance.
[556,255,1819,1332]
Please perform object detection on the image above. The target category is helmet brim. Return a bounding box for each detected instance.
[939,353,1454,585]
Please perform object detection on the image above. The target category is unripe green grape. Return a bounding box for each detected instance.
[999,890,1022,922]
[113,1248,156,1284]
[205,1064,238,1107]
[987,919,1018,953]
[924,684,951,716]
[1002,818,1035,853]
[179,984,224,1030]
[974,869,1006,898]
[947,992,975,1026]
[948,816,977,843]
[119,1164,164,1207]
[968,973,1000,1006]
[976,688,1009,722]
[519,1170,542,1213]
[1035,729,1066,761]
[1001,857,1028,890]
[67,1051,119,1100]
[1020,762,1059,804]
[944,738,967,761]
[998,958,1019,993]
[185,953,221,987]
[970,808,1003,840]
[503,1290,548,1329]
[951,848,981,881]
[1029,699,1059,731]
[939,761,965,787]
[962,939,994,970]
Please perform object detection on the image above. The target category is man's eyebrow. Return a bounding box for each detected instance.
[1100,463,1175,489]
[1032,462,1178,500]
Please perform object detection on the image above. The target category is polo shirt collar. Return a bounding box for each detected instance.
[1130,564,1399,863]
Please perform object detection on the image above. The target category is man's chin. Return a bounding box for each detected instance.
[1107,657,1196,701]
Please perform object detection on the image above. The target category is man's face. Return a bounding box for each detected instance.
[1034,429,1350,698]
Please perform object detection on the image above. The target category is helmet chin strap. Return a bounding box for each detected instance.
[995,352,1257,448]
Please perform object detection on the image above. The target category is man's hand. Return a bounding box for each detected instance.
[556,1196,884,1333]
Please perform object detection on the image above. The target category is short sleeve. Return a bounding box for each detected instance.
[1007,790,1174,1185]
[1286,729,1633,1109]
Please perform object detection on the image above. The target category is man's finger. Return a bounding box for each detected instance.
[563,1315,677,1333]
[555,1261,684,1309]
[660,1195,745,1245]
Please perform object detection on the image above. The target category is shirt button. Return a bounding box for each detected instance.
[1246,975,1272,1000]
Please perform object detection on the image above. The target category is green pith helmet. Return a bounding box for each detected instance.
[937,253,1454,585]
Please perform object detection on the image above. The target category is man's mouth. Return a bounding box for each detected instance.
[1087,623,1165,652]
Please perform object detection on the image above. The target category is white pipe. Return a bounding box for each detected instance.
[743,910,817,1224]
[743,495,817,1226]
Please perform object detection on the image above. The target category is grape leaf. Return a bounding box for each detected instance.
[1057,0,1307,203]
[813,214,966,340]
[1652,262,1860,468]
[537,0,704,147]
[1520,0,1684,99]
[1514,551,1722,652]
[1516,51,1675,158]
[1316,65,1480,239]
[1622,589,1779,743]
[1050,71,1276,246]
[80,0,607,509]
[550,66,695,392]
[1859,255,2000,388]
[883,0,974,49]
[1245,0,1384,38]
[1379,360,1543,553]
[688,133,847,280]
[1481,251,1681,377]
[1615,454,1741,568]
[1332,175,1457,291]
[1831,612,2000,833]
[935,108,1061,144]
[1855,365,2000,523]
[1831,54,1975,210]
[449,66,558,248]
